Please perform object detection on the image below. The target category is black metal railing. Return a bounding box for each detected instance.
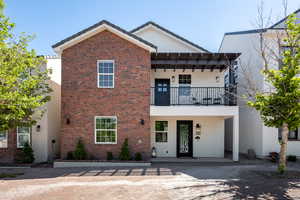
[150,87,237,106]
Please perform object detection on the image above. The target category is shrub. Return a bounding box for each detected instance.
[73,138,87,160]
[107,152,114,160]
[66,151,74,160]
[134,152,142,161]
[287,155,297,162]
[22,142,35,163]
[119,138,130,160]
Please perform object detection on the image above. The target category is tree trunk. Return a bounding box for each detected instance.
[279,123,288,174]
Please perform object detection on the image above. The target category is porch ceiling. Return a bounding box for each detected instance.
[151,52,240,71]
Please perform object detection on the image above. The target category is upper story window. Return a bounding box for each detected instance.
[179,74,191,96]
[97,60,114,88]
[0,130,8,148]
[17,126,31,148]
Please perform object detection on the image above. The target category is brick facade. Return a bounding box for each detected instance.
[0,129,20,163]
[61,30,151,160]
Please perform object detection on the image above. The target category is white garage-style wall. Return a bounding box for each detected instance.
[150,116,225,158]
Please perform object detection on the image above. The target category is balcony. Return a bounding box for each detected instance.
[150,87,236,106]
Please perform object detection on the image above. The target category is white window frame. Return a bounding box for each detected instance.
[0,130,8,148]
[155,121,168,143]
[97,60,115,88]
[95,116,117,144]
[17,127,31,148]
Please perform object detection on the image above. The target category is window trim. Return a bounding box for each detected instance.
[155,121,168,143]
[17,127,31,148]
[94,116,117,144]
[0,130,8,148]
[97,60,115,88]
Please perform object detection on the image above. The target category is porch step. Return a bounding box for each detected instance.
[151,157,233,163]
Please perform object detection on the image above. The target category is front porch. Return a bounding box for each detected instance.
[150,106,239,161]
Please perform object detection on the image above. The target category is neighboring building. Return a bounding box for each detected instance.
[0,56,61,163]
[53,20,240,161]
[219,9,300,158]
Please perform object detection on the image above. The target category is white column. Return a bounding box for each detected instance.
[232,115,239,161]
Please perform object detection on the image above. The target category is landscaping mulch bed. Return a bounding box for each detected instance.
[253,170,300,179]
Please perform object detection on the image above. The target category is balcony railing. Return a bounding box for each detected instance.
[150,87,237,106]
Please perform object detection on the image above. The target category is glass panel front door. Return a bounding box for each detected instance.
[177,121,193,157]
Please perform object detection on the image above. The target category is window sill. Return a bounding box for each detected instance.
[95,142,117,145]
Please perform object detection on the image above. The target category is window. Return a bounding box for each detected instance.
[97,60,114,88]
[17,127,31,148]
[179,75,191,96]
[0,130,8,148]
[155,121,168,143]
[278,128,299,140]
[95,116,117,144]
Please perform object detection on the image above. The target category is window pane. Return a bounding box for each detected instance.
[155,132,168,142]
[0,131,7,148]
[99,62,114,73]
[155,121,168,131]
[18,134,30,147]
[99,75,113,87]
[17,127,30,134]
[179,75,191,84]
[95,117,117,143]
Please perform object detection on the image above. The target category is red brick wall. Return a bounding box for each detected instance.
[0,129,19,163]
[61,30,151,160]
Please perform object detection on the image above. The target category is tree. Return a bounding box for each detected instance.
[73,138,87,160]
[248,14,300,173]
[0,0,51,131]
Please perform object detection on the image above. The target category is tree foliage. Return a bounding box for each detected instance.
[0,0,51,131]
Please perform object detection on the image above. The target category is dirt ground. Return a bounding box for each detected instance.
[0,163,300,200]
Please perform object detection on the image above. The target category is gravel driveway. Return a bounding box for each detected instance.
[0,163,300,200]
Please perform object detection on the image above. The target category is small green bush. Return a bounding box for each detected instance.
[66,151,74,160]
[119,138,130,160]
[134,152,142,161]
[107,152,114,160]
[287,155,297,162]
[22,142,35,163]
[73,138,87,160]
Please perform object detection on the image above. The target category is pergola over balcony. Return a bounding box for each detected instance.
[151,52,240,71]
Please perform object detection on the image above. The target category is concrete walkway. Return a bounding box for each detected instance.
[0,163,300,200]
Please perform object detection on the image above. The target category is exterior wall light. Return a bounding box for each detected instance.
[195,124,201,139]
[171,76,175,82]
[140,119,145,125]
[151,147,157,158]
[66,115,71,125]
[36,125,41,132]
[216,76,220,83]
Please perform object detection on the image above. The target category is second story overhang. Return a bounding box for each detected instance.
[151,52,240,71]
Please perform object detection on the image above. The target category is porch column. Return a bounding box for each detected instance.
[232,115,239,161]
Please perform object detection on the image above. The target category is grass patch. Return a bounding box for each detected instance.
[0,173,24,178]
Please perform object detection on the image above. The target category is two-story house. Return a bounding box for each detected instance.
[219,9,300,158]
[53,20,240,161]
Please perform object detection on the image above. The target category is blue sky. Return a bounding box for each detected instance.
[4,0,300,55]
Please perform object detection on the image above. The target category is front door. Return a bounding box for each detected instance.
[155,79,170,106]
[177,120,193,157]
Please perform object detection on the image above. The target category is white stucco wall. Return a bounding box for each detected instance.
[220,32,265,156]
[150,116,225,158]
[31,57,61,162]
[133,25,203,52]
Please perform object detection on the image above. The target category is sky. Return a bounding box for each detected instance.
[4,0,300,55]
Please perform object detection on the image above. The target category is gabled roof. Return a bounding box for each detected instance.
[269,8,300,28]
[131,21,210,53]
[52,20,157,54]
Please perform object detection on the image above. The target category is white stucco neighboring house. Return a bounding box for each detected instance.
[219,8,300,158]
